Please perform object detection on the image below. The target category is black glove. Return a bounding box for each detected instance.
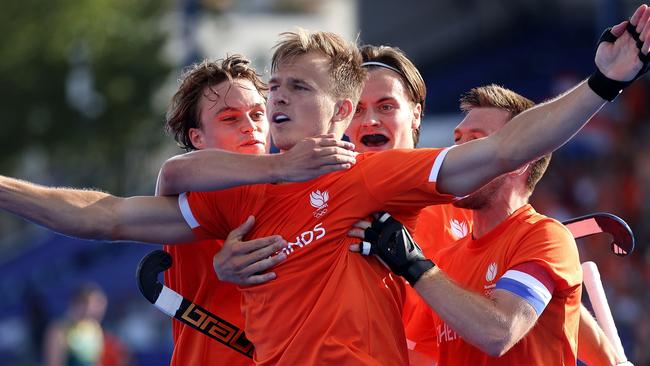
[588,23,650,101]
[360,213,434,285]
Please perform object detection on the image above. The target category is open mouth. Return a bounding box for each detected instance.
[360,134,390,147]
[272,113,291,123]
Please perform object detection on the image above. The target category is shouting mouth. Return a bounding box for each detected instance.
[360,134,390,147]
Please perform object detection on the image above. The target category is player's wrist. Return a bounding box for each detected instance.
[403,259,435,286]
[587,69,630,101]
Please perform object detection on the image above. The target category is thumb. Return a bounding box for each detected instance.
[611,21,628,37]
[229,215,255,240]
[349,243,361,252]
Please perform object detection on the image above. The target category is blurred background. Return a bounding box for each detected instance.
[0,0,648,364]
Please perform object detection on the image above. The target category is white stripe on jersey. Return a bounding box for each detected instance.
[178,192,200,229]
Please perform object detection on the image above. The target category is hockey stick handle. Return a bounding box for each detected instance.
[582,261,627,362]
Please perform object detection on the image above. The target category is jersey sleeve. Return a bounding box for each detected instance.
[357,148,458,211]
[177,188,244,241]
[502,220,582,296]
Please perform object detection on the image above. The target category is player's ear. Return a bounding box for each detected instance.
[333,99,354,122]
[411,103,422,130]
[188,127,205,150]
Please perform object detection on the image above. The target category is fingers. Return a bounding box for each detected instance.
[242,253,287,278]
[611,21,628,37]
[226,215,255,241]
[347,228,365,239]
[630,4,648,27]
[352,220,372,229]
[239,236,287,266]
[312,134,356,151]
[637,6,650,34]
[349,243,361,252]
[245,272,277,285]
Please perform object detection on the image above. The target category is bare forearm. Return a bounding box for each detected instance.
[441,82,606,196]
[157,150,281,195]
[0,176,117,239]
[578,305,621,366]
[495,81,604,171]
[414,268,533,357]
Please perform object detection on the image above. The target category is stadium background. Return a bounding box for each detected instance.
[0,0,648,364]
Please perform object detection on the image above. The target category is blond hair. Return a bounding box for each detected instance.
[271,29,366,102]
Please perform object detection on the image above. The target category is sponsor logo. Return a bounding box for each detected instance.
[436,323,460,346]
[449,219,469,239]
[281,223,326,256]
[310,190,329,218]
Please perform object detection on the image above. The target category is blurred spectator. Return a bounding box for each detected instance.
[43,283,130,366]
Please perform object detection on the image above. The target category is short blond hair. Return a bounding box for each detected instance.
[271,29,366,102]
[459,84,550,193]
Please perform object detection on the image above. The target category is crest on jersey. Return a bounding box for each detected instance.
[310,190,329,218]
[485,262,498,282]
[449,219,469,239]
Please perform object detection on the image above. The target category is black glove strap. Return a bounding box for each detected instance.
[587,69,630,101]
[405,259,435,286]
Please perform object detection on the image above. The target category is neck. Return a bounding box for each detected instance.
[471,189,529,239]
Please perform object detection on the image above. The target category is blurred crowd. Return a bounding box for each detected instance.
[531,76,650,364]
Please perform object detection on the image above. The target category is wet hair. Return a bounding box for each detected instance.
[166,54,267,151]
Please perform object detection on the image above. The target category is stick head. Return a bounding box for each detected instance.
[563,213,635,257]
[136,250,173,303]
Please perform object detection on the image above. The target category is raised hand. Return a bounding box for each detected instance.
[595,4,650,81]
[277,134,357,182]
[213,216,288,285]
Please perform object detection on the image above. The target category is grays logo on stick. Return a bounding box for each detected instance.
[136,250,254,359]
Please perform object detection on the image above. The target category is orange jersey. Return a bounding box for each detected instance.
[409,205,582,365]
[179,148,456,365]
[403,204,472,354]
[164,241,253,366]
[413,205,473,261]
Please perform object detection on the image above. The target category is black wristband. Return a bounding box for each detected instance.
[587,69,630,101]
[405,259,435,286]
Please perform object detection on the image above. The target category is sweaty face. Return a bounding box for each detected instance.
[347,68,420,152]
[452,107,511,209]
[267,52,339,151]
[192,79,269,154]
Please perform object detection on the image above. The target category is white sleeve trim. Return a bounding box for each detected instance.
[178,192,200,229]
[154,285,183,317]
[428,146,454,183]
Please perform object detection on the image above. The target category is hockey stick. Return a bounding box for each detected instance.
[582,261,629,363]
[136,250,254,359]
[562,213,635,256]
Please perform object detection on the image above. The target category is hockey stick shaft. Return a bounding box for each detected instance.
[582,261,627,362]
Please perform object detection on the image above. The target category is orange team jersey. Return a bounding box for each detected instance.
[163,242,253,366]
[403,204,472,353]
[408,204,582,365]
[178,148,457,366]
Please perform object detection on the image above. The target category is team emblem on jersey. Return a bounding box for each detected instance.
[449,219,469,239]
[310,190,329,218]
[485,262,498,282]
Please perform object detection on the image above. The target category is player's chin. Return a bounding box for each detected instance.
[238,144,267,154]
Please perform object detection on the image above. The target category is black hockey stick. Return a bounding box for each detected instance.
[562,213,635,256]
[136,250,254,359]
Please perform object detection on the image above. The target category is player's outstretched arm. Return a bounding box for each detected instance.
[578,305,622,366]
[0,175,194,243]
[157,134,356,196]
[437,4,650,197]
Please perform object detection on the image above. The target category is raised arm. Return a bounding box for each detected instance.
[438,6,650,196]
[157,134,356,195]
[0,175,193,243]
